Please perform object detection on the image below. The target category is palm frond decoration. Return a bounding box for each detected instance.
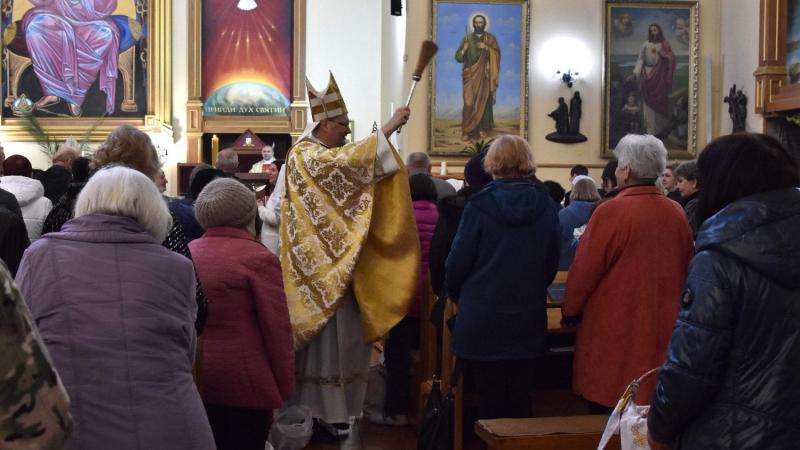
[17,112,59,157]
[17,112,106,157]
[78,118,105,156]
[461,138,493,156]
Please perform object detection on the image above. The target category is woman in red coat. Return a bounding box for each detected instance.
[562,134,693,411]
[189,178,294,450]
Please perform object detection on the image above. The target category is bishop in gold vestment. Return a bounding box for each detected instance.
[268,74,420,428]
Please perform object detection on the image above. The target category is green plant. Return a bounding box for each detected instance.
[461,138,493,156]
[17,112,59,157]
[786,113,800,128]
[17,112,103,157]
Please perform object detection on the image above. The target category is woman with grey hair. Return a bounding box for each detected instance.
[15,166,215,450]
[613,133,667,184]
[561,134,695,412]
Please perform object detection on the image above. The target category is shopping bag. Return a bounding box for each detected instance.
[417,379,454,450]
[597,367,660,450]
[268,405,314,450]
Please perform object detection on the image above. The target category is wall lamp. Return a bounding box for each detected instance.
[556,69,579,88]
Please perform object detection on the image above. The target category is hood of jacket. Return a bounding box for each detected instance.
[65,182,86,200]
[437,185,479,220]
[697,187,800,289]
[35,165,71,198]
[50,213,159,245]
[0,175,45,207]
[469,179,550,227]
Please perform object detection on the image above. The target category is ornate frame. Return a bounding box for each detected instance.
[757,0,800,114]
[0,0,173,141]
[185,0,307,163]
[602,0,699,159]
[429,0,530,156]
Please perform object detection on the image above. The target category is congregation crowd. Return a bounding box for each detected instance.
[0,112,798,450]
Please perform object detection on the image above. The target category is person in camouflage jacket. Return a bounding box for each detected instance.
[0,262,71,449]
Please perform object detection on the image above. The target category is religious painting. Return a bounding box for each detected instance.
[201,0,293,117]
[788,0,800,84]
[603,1,699,158]
[430,0,529,155]
[2,0,149,118]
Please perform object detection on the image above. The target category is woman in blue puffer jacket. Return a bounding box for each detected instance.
[557,176,600,269]
[647,133,800,450]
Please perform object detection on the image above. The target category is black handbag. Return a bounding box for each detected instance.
[417,378,454,450]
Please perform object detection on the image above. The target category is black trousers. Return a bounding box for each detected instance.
[384,317,420,416]
[466,359,535,420]
[205,404,271,450]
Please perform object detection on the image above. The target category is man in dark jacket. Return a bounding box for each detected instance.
[0,207,29,276]
[0,187,22,220]
[406,152,456,201]
[35,146,80,203]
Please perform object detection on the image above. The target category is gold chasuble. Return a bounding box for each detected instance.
[280,133,420,348]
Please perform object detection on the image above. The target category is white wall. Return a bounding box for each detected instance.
[529,0,603,169]
[720,0,762,135]
[381,0,408,149]
[306,0,382,141]
[167,0,190,196]
[2,143,52,171]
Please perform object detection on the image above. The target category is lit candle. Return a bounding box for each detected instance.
[211,134,219,165]
[706,56,713,144]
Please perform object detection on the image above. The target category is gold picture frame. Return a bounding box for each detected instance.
[429,0,530,156]
[0,0,173,141]
[603,0,699,158]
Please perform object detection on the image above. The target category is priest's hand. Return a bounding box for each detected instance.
[382,106,411,138]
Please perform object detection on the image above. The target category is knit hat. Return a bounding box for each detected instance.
[464,150,492,189]
[194,178,257,230]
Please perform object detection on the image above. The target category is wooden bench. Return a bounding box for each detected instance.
[476,415,620,450]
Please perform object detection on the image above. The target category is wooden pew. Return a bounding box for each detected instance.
[437,296,577,450]
[547,270,569,307]
[441,299,463,450]
[413,281,438,424]
[475,415,621,450]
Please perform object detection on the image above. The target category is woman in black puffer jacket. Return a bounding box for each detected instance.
[647,133,800,450]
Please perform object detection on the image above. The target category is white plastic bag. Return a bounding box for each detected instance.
[268,405,313,450]
[598,367,659,450]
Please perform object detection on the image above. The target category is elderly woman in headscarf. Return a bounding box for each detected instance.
[189,178,294,450]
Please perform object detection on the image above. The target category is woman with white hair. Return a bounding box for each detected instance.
[15,166,215,450]
[561,134,694,412]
